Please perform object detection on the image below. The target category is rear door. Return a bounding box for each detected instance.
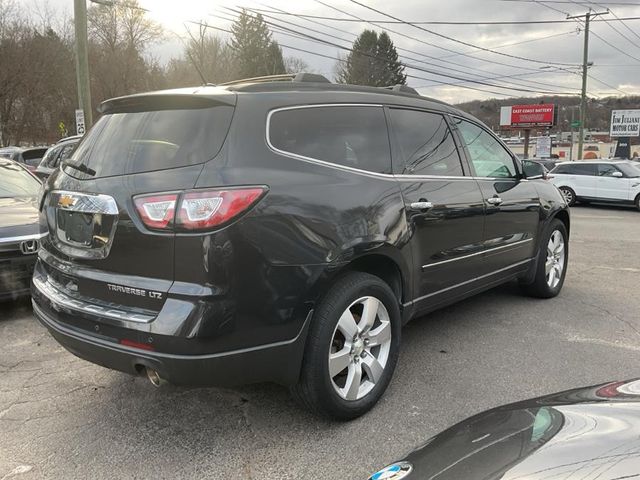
[387,107,485,306]
[596,163,631,200]
[452,117,540,274]
[41,93,235,311]
[555,163,597,197]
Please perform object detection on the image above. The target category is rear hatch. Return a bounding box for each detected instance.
[39,89,236,313]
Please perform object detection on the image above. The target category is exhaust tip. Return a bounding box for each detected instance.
[146,368,164,387]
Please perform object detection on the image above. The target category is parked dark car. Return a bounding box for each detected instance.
[0,158,44,301]
[368,378,640,480]
[0,146,49,173]
[35,136,81,180]
[32,74,570,419]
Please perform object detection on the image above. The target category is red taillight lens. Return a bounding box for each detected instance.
[134,193,178,230]
[176,187,266,231]
[133,187,266,232]
[119,339,155,351]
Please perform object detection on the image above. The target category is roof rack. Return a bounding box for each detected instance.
[219,72,331,86]
[380,84,420,96]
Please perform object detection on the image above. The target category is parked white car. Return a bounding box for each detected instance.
[549,160,640,210]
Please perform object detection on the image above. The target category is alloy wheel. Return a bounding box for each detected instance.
[328,296,392,401]
[560,188,574,205]
[545,230,565,288]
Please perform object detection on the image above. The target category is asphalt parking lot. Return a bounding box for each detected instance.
[2,204,639,480]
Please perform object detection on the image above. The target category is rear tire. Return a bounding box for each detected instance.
[635,194,640,212]
[291,272,401,420]
[520,219,568,299]
[559,187,576,206]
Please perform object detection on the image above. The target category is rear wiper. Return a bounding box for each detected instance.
[63,162,96,176]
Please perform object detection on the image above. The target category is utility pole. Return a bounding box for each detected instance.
[567,10,608,160]
[74,0,93,130]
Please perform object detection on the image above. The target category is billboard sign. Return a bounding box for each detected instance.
[500,104,556,128]
[610,110,640,138]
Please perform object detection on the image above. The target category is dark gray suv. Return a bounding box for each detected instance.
[32,74,570,419]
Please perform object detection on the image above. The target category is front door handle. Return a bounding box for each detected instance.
[408,201,433,211]
[486,196,503,205]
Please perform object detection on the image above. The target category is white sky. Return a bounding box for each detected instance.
[20,0,640,103]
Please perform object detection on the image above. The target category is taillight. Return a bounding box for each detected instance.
[177,187,266,231]
[133,187,266,232]
[134,193,178,230]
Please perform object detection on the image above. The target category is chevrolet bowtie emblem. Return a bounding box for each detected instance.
[58,194,76,209]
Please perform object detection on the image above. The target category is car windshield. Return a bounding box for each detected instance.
[0,161,40,197]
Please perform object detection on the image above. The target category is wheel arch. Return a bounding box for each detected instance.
[552,208,570,237]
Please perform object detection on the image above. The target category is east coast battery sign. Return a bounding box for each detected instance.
[610,110,640,138]
[500,104,556,128]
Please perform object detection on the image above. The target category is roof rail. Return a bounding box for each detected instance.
[220,72,331,86]
[381,84,420,96]
[292,72,331,83]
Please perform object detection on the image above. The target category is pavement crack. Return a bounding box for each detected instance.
[584,301,640,339]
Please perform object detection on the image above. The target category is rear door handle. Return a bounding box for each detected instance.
[408,201,433,211]
[486,196,503,205]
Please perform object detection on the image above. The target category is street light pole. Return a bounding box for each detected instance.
[567,9,608,160]
[74,0,93,129]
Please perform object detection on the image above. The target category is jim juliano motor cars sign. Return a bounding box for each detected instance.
[610,110,640,138]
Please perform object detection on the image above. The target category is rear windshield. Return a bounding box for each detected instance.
[63,105,234,179]
[0,162,40,197]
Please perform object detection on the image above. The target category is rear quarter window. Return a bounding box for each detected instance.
[268,105,391,174]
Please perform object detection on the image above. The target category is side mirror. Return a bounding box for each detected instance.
[612,171,624,178]
[522,160,545,180]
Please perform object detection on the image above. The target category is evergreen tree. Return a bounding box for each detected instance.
[336,29,406,87]
[230,10,286,78]
[376,32,406,86]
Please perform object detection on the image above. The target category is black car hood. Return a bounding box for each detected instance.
[0,196,40,237]
[370,379,640,480]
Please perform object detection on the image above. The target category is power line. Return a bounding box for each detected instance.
[182,19,515,97]
[237,6,581,94]
[347,0,580,66]
[499,0,640,5]
[242,7,640,25]
[222,7,579,96]
[312,0,563,73]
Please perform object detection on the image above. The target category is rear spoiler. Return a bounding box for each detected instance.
[99,90,236,114]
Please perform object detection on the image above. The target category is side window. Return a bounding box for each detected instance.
[268,106,391,174]
[551,164,570,174]
[597,164,620,177]
[571,164,597,176]
[389,108,463,176]
[455,119,517,178]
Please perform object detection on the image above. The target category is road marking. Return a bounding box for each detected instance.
[567,335,640,352]
[593,265,640,273]
[572,215,626,220]
[1,466,33,480]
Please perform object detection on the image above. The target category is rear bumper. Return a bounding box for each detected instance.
[33,299,311,387]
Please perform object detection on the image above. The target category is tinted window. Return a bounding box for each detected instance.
[64,105,234,179]
[553,163,597,176]
[389,109,463,176]
[455,119,516,178]
[0,162,40,197]
[597,163,621,177]
[269,106,391,174]
[22,149,47,167]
